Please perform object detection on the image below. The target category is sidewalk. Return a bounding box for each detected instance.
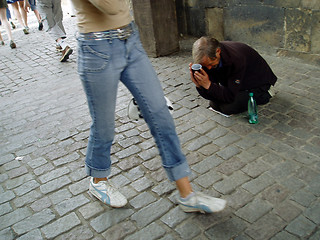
[0,8,319,240]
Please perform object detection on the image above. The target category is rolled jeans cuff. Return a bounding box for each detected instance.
[164,160,191,182]
[85,165,111,178]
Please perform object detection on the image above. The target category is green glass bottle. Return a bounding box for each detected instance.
[248,92,258,124]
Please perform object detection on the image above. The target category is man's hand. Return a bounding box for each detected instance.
[23,0,31,12]
[189,63,211,89]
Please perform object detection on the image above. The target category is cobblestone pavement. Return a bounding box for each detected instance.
[1,7,320,240]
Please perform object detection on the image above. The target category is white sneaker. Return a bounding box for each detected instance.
[89,177,128,208]
[177,192,226,213]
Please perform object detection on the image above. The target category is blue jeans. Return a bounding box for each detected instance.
[77,23,191,182]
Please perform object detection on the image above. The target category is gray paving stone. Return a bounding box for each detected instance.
[304,201,320,224]
[143,157,162,171]
[33,163,55,176]
[55,225,94,240]
[191,155,224,174]
[30,196,52,212]
[235,198,273,223]
[69,178,89,195]
[124,166,145,181]
[270,231,300,240]
[0,208,32,231]
[131,198,173,228]
[0,191,15,204]
[0,202,12,217]
[225,188,254,210]
[129,192,157,209]
[102,221,136,239]
[309,229,320,240]
[40,175,71,194]
[55,194,89,216]
[195,170,223,188]
[53,152,80,166]
[175,220,202,240]
[216,145,241,160]
[152,179,176,196]
[115,145,141,159]
[0,154,15,166]
[12,209,55,235]
[39,167,70,183]
[261,183,290,204]
[273,200,302,222]
[241,159,271,178]
[16,229,43,240]
[216,157,246,176]
[267,160,300,180]
[124,222,166,240]
[49,189,72,205]
[130,176,154,192]
[290,188,317,207]
[13,190,42,208]
[160,206,189,228]
[5,174,33,190]
[26,157,47,169]
[214,171,251,195]
[0,228,15,240]
[41,212,81,239]
[3,160,21,171]
[90,209,134,233]
[245,213,286,240]
[205,216,247,240]
[79,202,105,220]
[186,136,212,151]
[285,215,316,238]
[13,180,40,196]
[242,173,275,195]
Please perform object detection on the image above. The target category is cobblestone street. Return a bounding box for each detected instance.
[1,7,320,240]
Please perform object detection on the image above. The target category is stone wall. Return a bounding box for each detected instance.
[176,0,320,65]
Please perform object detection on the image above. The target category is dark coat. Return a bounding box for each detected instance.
[197,41,277,103]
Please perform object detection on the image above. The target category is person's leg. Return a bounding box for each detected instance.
[0,31,3,44]
[217,91,249,115]
[121,27,226,213]
[36,0,64,39]
[121,30,191,184]
[9,2,25,28]
[52,0,66,39]
[0,8,16,48]
[17,1,28,28]
[77,36,127,207]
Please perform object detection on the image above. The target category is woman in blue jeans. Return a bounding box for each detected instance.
[72,0,226,213]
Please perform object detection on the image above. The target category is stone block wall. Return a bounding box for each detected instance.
[176,0,320,65]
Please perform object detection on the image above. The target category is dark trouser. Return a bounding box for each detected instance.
[209,84,272,115]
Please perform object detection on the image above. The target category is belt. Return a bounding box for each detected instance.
[78,23,134,41]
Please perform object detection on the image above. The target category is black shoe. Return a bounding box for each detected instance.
[10,21,16,29]
[60,46,73,62]
[38,22,43,31]
[23,27,29,34]
[10,40,16,49]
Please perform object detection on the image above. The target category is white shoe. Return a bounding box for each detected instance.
[268,86,278,97]
[177,192,226,213]
[89,177,127,208]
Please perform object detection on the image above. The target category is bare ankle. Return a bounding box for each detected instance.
[93,177,107,184]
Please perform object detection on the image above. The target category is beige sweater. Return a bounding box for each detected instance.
[71,0,133,33]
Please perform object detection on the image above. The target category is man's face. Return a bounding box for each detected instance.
[200,48,221,70]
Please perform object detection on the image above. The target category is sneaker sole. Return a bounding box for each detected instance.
[60,48,73,62]
[179,201,226,213]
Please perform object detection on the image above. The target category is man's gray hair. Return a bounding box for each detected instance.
[192,37,220,64]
